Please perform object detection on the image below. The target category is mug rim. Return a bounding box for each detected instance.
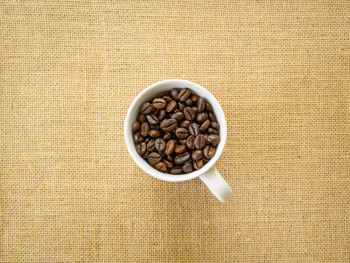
[124,79,227,182]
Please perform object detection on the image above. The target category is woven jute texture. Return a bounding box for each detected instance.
[1,1,349,262]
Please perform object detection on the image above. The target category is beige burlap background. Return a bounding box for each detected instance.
[1,1,350,262]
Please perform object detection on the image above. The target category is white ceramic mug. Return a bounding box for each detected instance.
[124,79,232,202]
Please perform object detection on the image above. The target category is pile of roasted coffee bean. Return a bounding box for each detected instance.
[132,88,220,174]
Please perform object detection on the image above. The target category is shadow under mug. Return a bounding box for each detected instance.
[124,79,232,202]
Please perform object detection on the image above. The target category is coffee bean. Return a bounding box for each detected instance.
[186,135,195,150]
[191,150,203,161]
[210,121,219,130]
[180,120,191,128]
[179,139,187,145]
[158,91,169,97]
[178,88,191,101]
[133,121,140,132]
[170,166,183,174]
[178,102,186,111]
[164,140,176,155]
[184,107,195,120]
[193,159,204,170]
[143,151,149,159]
[189,123,200,136]
[160,118,178,132]
[147,139,156,152]
[192,106,198,113]
[141,102,153,114]
[153,108,159,115]
[191,94,198,102]
[175,128,189,139]
[175,144,186,154]
[134,131,143,143]
[208,112,217,122]
[149,129,161,138]
[155,161,167,172]
[205,102,213,112]
[164,160,173,168]
[158,110,166,121]
[196,112,208,123]
[171,112,184,122]
[148,152,162,165]
[144,138,151,144]
[208,128,218,134]
[162,95,172,103]
[185,98,193,106]
[150,124,160,130]
[136,142,146,155]
[203,145,216,159]
[170,88,179,100]
[166,100,177,112]
[140,122,150,137]
[194,134,206,149]
[146,114,159,125]
[138,113,146,123]
[152,98,167,109]
[199,119,210,132]
[202,156,210,163]
[155,138,166,152]
[197,97,205,112]
[183,162,193,173]
[204,134,209,144]
[163,132,172,141]
[167,154,174,162]
[207,134,220,146]
[174,152,190,164]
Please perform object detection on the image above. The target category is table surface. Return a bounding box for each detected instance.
[1,1,349,262]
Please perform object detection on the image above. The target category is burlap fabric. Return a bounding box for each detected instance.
[1,1,349,262]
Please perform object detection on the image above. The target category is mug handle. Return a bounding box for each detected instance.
[199,166,233,202]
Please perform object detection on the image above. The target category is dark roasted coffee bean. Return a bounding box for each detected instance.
[158,91,169,97]
[155,161,167,172]
[191,150,203,161]
[170,88,179,100]
[148,152,162,165]
[179,139,187,145]
[170,166,183,174]
[183,162,193,173]
[162,95,172,103]
[175,127,189,139]
[196,112,208,123]
[171,112,184,122]
[189,123,200,136]
[207,134,220,146]
[204,134,209,144]
[194,134,206,149]
[167,154,174,162]
[152,108,159,115]
[186,135,195,150]
[146,114,159,125]
[158,110,166,121]
[144,138,151,144]
[178,102,186,111]
[164,140,176,155]
[133,121,140,132]
[191,94,198,102]
[141,102,152,114]
[143,151,149,159]
[166,100,177,113]
[136,142,147,155]
[199,119,210,132]
[133,131,143,143]
[192,106,198,113]
[203,145,216,159]
[211,122,219,130]
[163,132,172,141]
[202,156,210,163]
[208,128,219,135]
[184,107,195,120]
[208,112,217,122]
[205,101,213,112]
[164,160,173,168]
[152,98,167,109]
[175,144,186,154]
[147,139,156,152]
[149,129,161,138]
[185,98,193,106]
[140,122,150,137]
[174,152,190,164]
[197,97,205,112]
[160,118,178,132]
[149,124,160,130]
[193,159,204,170]
[155,138,166,152]
[180,120,191,128]
[174,109,180,113]
[178,88,191,101]
[138,113,146,123]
